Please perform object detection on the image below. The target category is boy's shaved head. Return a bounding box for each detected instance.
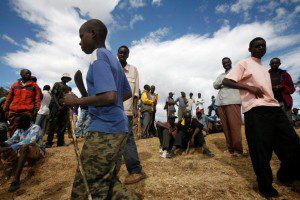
[80,19,107,40]
[79,19,108,54]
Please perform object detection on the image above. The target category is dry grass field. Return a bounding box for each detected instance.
[1,128,300,200]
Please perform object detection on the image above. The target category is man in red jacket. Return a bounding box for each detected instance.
[3,69,41,137]
[269,58,295,123]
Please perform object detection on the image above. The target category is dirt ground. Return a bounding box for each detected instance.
[1,128,300,200]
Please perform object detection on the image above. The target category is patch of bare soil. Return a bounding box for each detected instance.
[1,128,300,200]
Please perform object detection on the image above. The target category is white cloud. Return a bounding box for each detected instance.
[132,27,169,45]
[129,14,144,29]
[127,22,300,121]
[1,34,19,46]
[215,4,229,13]
[230,0,255,13]
[275,7,287,19]
[128,0,146,8]
[152,0,162,6]
[3,0,120,85]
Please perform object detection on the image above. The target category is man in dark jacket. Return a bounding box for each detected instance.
[269,57,295,123]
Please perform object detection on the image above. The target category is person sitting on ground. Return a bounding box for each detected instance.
[156,115,178,158]
[0,114,45,192]
[292,108,300,127]
[170,111,214,157]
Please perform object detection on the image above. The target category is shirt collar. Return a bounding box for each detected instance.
[90,49,98,64]
[124,64,130,72]
[251,56,262,63]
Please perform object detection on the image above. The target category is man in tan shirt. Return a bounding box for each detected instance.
[118,45,146,185]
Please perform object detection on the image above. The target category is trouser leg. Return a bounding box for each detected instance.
[225,105,243,153]
[123,116,142,174]
[217,106,233,152]
[244,107,274,190]
[162,129,174,151]
[71,132,137,200]
[272,108,300,182]
[142,112,151,138]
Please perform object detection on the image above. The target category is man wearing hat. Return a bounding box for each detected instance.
[171,111,214,157]
[46,73,71,147]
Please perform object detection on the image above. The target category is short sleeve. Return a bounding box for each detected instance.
[225,62,245,83]
[122,72,131,96]
[134,68,139,97]
[92,59,117,94]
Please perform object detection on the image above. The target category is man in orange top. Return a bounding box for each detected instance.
[4,69,41,137]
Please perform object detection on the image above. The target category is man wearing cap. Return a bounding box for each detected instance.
[171,111,214,157]
[195,109,209,136]
[45,73,71,147]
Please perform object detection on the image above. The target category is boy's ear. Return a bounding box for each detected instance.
[91,29,97,39]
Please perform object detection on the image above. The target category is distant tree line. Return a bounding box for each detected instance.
[0,87,8,97]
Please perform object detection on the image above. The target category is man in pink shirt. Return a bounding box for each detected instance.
[223,37,300,198]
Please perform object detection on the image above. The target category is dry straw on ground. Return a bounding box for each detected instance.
[1,128,300,200]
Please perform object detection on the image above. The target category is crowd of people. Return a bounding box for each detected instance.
[0,18,299,199]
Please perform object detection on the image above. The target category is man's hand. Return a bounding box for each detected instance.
[64,93,79,107]
[190,136,195,146]
[133,108,139,118]
[0,146,13,154]
[247,86,264,98]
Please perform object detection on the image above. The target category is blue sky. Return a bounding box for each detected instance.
[0,0,299,119]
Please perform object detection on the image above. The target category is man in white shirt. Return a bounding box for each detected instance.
[118,45,146,185]
[35,85,51,133]
[187,92,195,113]
[196,93,204,111]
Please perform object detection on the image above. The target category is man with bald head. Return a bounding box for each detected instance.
[4,69,41,137]
[213,57,243,156]
[64,19,138,199]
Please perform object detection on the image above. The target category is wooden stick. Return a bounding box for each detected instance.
[69,108,92,200]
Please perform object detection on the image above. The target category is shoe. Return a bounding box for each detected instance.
[124,171,147,185]
[161,150,168,158]
[259,186,279,198]
[203,148,215,157]
[8,181,20,192]
[168,151,175,158]
[232,152,243,158]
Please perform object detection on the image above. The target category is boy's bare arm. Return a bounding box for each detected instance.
[64,91,117,107]
[222,78,264,98]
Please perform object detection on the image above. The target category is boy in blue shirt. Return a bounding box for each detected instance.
[64,19,138,199]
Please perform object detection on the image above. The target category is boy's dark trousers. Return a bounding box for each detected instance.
[244,106,300,191]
